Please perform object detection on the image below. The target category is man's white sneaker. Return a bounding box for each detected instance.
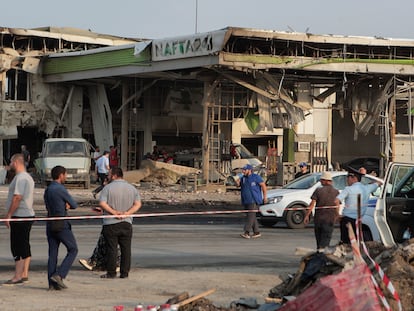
[240,233,251,239]
[252,233,262,238]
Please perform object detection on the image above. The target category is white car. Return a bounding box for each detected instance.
[258,171,382,240]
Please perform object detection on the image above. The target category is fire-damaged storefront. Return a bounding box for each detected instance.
[3,26,414,183]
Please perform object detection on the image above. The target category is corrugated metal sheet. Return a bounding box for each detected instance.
[42,47,151,75]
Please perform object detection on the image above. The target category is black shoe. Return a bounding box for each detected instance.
[50,274,67,289]
[48,283,62,291]
[100,273,116,279]
[120,273,128,279]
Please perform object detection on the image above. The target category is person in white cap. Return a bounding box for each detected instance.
[304,171,339,251]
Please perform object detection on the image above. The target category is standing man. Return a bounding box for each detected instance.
[4,153,35,285]
[91,146,101,172]
[21,145,30,169]
[99,167,142,279]
[304,172,339,251]
[294,162,310,179]
[238,164,267,239]
[335,167,381,244]
[109,145,119,168]
[92,150,110,198]
[44,165,79,290]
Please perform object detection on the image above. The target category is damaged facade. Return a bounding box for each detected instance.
[0,27,139,165]
[2,26,414,181]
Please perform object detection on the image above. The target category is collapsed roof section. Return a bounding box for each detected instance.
[42,27,414,135]
[0,27,141,138]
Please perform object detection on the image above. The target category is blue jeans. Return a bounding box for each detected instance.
[47,221,78,285]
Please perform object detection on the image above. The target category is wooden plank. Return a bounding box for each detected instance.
[177,288,216,307]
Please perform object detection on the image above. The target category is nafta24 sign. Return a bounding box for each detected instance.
[152,30,226,61]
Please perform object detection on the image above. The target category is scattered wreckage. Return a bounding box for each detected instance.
[149,236,413,311]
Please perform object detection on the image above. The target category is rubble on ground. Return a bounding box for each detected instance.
[162,240,414,311]
[266,239,414,311]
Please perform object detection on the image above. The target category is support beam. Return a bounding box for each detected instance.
[121,82,129,171]
[201,79,219,183]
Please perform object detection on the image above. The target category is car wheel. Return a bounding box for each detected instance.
[258,216,278,227]
[285,207,306,229]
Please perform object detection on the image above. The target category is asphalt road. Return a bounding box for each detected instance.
[0,185,344,309]
[0,215,338,273]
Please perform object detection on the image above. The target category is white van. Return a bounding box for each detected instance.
[35,138,91,188]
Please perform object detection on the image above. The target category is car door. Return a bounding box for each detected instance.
[375,162,414,246]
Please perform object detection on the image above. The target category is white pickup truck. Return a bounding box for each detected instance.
[35,138,91,189]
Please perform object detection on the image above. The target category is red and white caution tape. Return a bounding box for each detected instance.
[361,240,402,311]
[348,221,392,310]
[0,209,260,223]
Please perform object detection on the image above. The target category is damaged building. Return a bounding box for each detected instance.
[2,26,414,182]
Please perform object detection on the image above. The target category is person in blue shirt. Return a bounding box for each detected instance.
[335,166,381,244]
[237,164,267,239]
[44,165,78,290]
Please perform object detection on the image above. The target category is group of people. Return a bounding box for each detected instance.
[144,145,173,164]
[4,151,142,290]
[236,160,382,252]
[304,166,382,251]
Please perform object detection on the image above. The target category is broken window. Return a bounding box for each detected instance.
[5,69,29,101]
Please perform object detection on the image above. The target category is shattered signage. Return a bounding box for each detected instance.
[151,30,226,61]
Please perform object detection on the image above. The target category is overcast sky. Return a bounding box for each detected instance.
[3,0,414,40]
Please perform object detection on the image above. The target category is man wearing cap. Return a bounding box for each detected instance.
[335,167,382,244]
[295,162,310,179]
[304,172,339,251]
[237,164,267,239]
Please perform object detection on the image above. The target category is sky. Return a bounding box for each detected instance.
[3,0,414,40]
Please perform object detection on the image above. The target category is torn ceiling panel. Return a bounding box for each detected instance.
[88,84,114,151]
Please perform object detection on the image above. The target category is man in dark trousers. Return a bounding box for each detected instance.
[304,171,339,251]
[99,167,142,279]
[44,165,78,290]
[237,164,267,239]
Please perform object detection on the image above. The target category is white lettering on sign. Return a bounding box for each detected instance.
[151,30,226,61]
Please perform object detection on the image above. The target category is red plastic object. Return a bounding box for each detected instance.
[279,264,382,311]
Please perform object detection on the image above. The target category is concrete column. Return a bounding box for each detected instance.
[120,82,129,171]
[143,95,153,155]
[201,82,210,183]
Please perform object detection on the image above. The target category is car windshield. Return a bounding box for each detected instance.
[283,173,321,190]
[45,141,88,157]
[282,172,381,192]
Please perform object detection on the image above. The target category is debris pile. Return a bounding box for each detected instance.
[160,240,414,311]
[123,160,202,188]
[267,240,414,311]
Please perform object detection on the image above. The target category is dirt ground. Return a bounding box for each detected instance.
[0,183,283,311]
[0,178,413,310]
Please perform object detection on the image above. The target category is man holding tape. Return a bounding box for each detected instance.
[4,153,35,286]
[304,171,339,251]
[98,167,142,279]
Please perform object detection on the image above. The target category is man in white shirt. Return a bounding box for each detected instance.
[92,151,110,198]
